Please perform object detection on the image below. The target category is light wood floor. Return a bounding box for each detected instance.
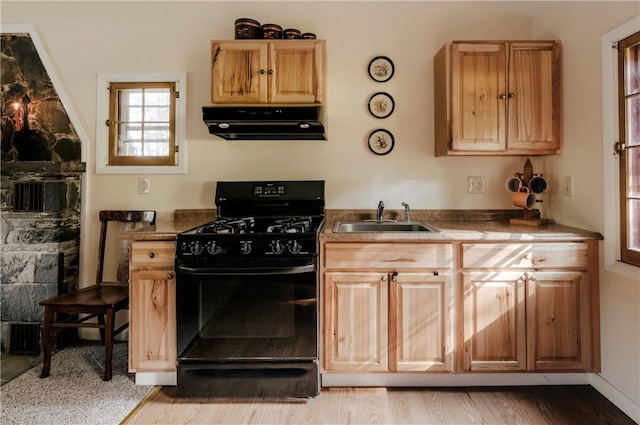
[122,385,635,425]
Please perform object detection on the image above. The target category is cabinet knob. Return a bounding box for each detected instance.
[260,69,265,74]
[391,272,398,282]
[148,252,155,258]
[499,94,507,99]
[508,93,515,99]
[268,69,274,75]
[167,273,174,280]
[381,275,387,282]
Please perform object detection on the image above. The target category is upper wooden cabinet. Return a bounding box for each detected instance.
[211,40,326,105]
[434,41,562,156]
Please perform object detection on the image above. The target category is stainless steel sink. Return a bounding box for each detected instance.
[333,221,439,233]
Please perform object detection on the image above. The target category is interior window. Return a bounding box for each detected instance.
[96,73,186,175]
[108,82,176,166]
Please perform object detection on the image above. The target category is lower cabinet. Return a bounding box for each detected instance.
[129,241,177,372]
[461,242,594,372]
[322,240,599,376]
[322,243,454,373]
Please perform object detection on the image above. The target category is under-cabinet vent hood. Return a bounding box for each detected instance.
[202,106,326,141]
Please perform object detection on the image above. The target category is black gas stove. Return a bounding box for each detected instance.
[175,180,325,398]
[177,215,324,259]
[176,181,325,268]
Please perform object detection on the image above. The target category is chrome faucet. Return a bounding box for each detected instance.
[402,202,411,222]
[376,201,385,221]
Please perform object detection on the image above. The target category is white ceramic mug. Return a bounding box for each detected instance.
[512,187,536,209]
[505,175,524,193]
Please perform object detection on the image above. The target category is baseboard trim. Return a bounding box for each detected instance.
[590,373,640,424]
[321,372,591,387]
[135,372,176,386]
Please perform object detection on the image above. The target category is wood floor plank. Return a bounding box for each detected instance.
[122,385,636,425]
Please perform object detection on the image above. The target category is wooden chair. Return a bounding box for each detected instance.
[39,210,156,381]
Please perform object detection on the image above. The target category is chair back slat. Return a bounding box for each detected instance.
[95,210,156,285]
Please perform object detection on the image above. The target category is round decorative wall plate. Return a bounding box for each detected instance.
[367,129,395,155]
[368,92,395,119]
[368,56,394,82]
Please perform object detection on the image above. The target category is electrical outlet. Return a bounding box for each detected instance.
[563,176,573,196]
[137,177,150,195]
[467,176,485,194]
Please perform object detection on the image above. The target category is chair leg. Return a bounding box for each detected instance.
[97,314,106,345]
[40,307,53,378]
[103,309,115,381]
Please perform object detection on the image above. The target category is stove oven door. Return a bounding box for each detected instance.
[175,259,319,398]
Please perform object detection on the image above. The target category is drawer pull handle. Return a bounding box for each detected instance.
[148,252,155,258]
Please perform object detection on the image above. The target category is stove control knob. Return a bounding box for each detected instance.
[240,241,252,255]
[270,240,285,255]
[190,241,204,256]
[206,241,221,255]
[287,240,302,254]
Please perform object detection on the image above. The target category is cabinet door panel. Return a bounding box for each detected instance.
[450,43,507,151]
[324,272,388,372]
[390,273,453,372]
[463,272,526,371]
[507,42,561,152]
[269,41,324,103]
[130,269,176,372]
[528,271,590,370]
[211,42,267,103]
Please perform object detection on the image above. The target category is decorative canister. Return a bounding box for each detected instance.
[235,18,261,39]
[302,32,317,40]
[283,28,302,39]
[261,24,283,39]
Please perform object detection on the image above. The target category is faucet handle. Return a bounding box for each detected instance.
[402,202,411,222]
[376,201,385,221]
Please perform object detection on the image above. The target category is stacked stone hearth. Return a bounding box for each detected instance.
[1,33,85,353]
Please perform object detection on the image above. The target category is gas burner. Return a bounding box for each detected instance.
[196,217,255,234]
[266,217,312,234]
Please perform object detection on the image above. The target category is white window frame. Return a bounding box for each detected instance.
[602,16,640,279]
[96,72,187,174]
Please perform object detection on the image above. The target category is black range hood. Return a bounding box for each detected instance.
[202,106,326,140]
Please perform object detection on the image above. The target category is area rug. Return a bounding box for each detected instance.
[1,341,153,425]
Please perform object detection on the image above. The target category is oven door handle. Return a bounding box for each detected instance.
[176,264,316,276]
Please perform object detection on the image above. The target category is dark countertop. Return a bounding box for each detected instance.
[120,209,603,243]
[119,209,215,241]
[322,209,603,243]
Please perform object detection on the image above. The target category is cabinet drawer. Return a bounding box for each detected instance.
[323,243,452,270]
[131,241,175,268]
[462,243,588,269]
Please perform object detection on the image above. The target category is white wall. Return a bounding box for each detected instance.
[2,1,638,419]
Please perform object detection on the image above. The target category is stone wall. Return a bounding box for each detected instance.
[1,33,85,353]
